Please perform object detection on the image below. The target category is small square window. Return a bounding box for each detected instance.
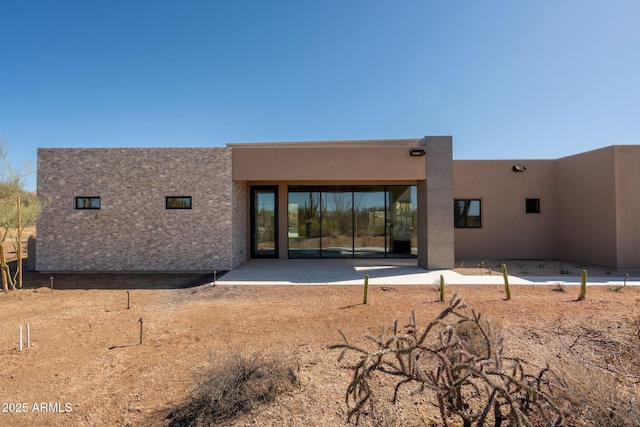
[454,199,481,228]
[526,198,541,214]
[166,196,192,209]
[75,197,101,209]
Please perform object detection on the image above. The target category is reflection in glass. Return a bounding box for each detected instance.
[454,199,481,228]
[321,189,353,258]
[387,186,417,257]
[286,185,417,259]
[354,187,386,257]
[253,189,276,257]
[288,189,321,258]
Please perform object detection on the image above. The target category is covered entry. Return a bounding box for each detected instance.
[234,137,454,269]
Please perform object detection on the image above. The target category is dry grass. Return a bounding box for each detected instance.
[550,362,640,427]
[166,352,299,426]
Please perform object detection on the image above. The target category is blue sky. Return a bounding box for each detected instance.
[2,1,639,190]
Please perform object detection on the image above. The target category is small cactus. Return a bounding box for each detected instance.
[363,274,369,305]
[578,269,587,301]
[502,264,511,300]
[439,274,445,301]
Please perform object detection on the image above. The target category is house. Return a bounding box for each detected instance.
[35,137,640,272]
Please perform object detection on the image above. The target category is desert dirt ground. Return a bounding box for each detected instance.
[1,260,639,426]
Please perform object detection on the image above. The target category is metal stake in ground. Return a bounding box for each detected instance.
[50,276,54,292]
[138,318,143,345]
[126,291,130,309]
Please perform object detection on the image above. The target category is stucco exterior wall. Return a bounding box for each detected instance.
[422,136,454,269]
[556,147,618,267]
[614,146,640,268]
[230,140,427,181]
[36,148,235,272]
[453,159,558,260]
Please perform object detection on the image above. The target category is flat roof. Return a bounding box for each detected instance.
[227,138,423,148]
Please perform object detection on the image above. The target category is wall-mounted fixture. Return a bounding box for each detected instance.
[512,164,528,172]
[410,148,426,156]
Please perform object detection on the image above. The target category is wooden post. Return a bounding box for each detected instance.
[17,196,22,289]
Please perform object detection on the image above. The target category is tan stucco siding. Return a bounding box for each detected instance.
[231,146,427,181]
[614,146,640,268]
[556,147,617,267]
[453,160,558,260]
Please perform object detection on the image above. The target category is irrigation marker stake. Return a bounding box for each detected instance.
[624,273,629,286]
[213,270,217,285]
[126,291,130,309]
[138,318,144,345]
[26,323,31,348]
[50,276,54,292]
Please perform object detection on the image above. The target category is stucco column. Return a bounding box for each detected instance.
[418,136,455,269]
[278,183,289,260]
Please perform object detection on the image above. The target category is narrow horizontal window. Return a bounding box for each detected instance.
[166,196,192,209]
[526,198,541,214]
[454,199,481,228]
[75,197,101,210]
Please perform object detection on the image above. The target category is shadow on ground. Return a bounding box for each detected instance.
[18,271,221,290]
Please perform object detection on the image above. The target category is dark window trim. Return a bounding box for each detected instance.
[454,199,482,228]
[287,185,416,259]
[525,198,541,214]
[250,186,279,259]
[165,196,192,209]
[75,196,101,210]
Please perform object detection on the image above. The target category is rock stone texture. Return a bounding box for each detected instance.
[36,148,246,272]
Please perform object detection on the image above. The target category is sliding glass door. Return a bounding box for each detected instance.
[354,186,386,257]
[287,185,416,259]
[287,190,321,258]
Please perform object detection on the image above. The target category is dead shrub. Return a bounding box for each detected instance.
[331,294,563,426]
[550,311,640,426]
[549,361,640,427]
[166,352,298,426]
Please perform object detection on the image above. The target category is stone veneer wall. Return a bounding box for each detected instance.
[231,180,247,269]
[37,148,239,272]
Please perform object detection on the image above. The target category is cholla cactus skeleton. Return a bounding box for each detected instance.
[330,294,562,426]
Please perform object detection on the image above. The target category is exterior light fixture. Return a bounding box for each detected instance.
[410,148,426,156]
[512,164,528,172]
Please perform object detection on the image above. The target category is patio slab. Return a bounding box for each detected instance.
[217,259,640,286]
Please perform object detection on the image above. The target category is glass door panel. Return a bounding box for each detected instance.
[354,187,386,258]
[288,189,321,258]
[387,186,417,257]
[251,187,277,258]
[321,189,353,258]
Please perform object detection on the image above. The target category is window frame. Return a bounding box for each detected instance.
[75,196,101,210]
[454,199,482,228]
[525,198,541,214]
[165,196,192,210]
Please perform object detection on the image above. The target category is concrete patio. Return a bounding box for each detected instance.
[218,259,640,286]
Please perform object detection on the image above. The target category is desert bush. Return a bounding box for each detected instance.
[551,315,640,426]
[549,362,640,426]
[167,352,298,426]
[331,294,562,426]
